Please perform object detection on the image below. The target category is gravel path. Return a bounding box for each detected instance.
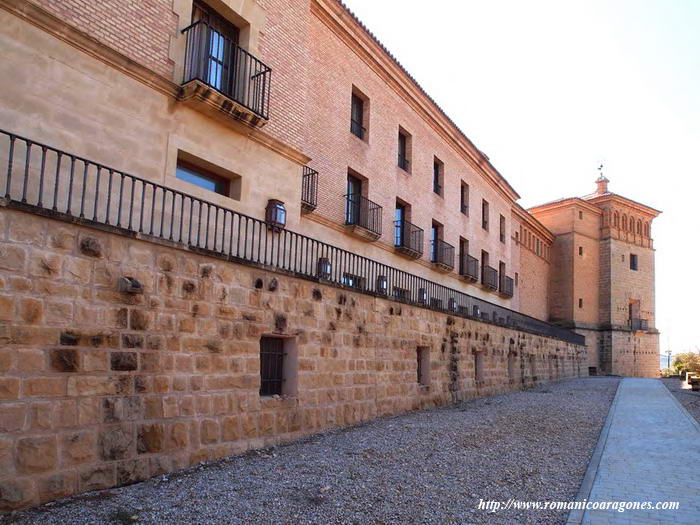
[2,377,619,525]
[661,377,700,425]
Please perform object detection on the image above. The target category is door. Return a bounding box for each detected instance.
[346,175,362,225]
[192,1,240,95]
[395,203,405,247]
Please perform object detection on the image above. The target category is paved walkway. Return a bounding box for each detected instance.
[575,378,700,524]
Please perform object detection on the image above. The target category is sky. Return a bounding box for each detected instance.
[342,0,700,355]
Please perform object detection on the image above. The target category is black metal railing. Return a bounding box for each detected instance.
[345,193,382,237]
[499,275,514,298]
[301,166,318,213]
[398,155,410,171]
[630,318,649,331]
[459,254,479,281]
[350,119,365,139]
[182,20,271,120]
[0,129,585,346]
[431,239,455,270]
[394,219,423,257]
[482,266,498,290]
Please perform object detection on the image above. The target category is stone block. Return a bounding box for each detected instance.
[0,378,20,400]
[116,459,150,486]
[0,245,27,272]
[0,295,13,321]
[129,309,151,330]
[19,298,43,324]
[79,465,115,492]
[24,377,67,397]
[111,351,138,371]
[200,419,220,444]
[137,423,165,454]
[16,349,45,373]
[222,416,240,442]
[98,424,134,461]
[50,348,79,372]
[37,471,76,503]
[62,431,96,466]
[0,478,35,511]
[16,436,58,473]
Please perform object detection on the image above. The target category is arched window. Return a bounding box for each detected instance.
[622,215,627,231]
[636,219,642,234]
[613,212,619,227]
[645,222,651,237]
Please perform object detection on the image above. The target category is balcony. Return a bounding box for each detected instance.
[481,266,498,291]
[301,166,318,213]
[180,20,271,127]
[431,239,455,272]
[630,318,649,331]
[459,254,479,282]
[499,275,514,298]
[394,219,423,258]
[345,193,382,241]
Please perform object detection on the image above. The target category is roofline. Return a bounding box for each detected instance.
[512,203,555,243]
[583,193,662,216]
[528,197,603,215]
[314,0,521,202]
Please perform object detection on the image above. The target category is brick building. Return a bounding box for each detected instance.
[0,0,657,509]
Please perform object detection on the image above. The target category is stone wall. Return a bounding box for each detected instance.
[0,208,586,510]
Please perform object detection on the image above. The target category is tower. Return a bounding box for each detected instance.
[528,174,661,377]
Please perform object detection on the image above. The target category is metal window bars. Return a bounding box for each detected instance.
[0,128,585,346]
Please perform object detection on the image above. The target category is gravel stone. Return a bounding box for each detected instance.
[1,377,619,525]
[661,377,700,425]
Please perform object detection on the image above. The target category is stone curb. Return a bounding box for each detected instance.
[566,377,623,524]
[660,380,700,434]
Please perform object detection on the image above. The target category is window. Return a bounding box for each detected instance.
[398,128,411,171]
[433,157,443,195]
[176,160,230,196]
[191,1,240,92]
[350,90,367,139]
[535,238,541,256]
[345,173,363,225]
[578,298,583,309]
[579,211,583,220]
[417,347,430,386]
[499,215,506,243]
[579,246,583,256]
[458,237,468,274]
[515,272,519,286]
[515,231,520,244]
[260,336,284,396]
[430,221,443,262]
[482,200,489,230]
[630,254,638,271]
[460,182,469,215]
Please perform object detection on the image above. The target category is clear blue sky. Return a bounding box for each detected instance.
[343,0,700,354]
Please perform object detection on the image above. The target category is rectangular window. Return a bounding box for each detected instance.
[578,298,584,308]
[515,272,519,286]
[260,336,284,396]
[433,157,443,195]
[499,215,506,243]
[482,200,489,230]
[579,211,583,220]
[350,92,365,139]
[458,237,468,274]
[398,129,410,171]
[460,182,469,215]
[430,221,442,262]
[417,347,430,386]
[630,254,638,271]
[176,161,230,196]
[579,246,583,256]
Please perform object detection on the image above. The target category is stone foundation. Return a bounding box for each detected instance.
[0,208,586,510]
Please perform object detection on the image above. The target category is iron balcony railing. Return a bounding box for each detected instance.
[459,254,479,282]
[630,318,649,331]
[431,239,455,270]
[301,166,318,213]
[482,266,498,291]
[499,275,514,298]
[394,219,423,257]
[0,128,585,346]
[182,20,271,120]
[345,193,382,237]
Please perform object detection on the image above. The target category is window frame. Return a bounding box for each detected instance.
[176,159,231,197]
[460,182,469,215]
[630,253,639,271]
[481,199,489,230]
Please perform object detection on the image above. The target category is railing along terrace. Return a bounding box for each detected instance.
[344,193,382,237]
[182,20,271,120]
[394,219,423,257]
[459,254,479,282]
[301,166,318,213]
[482,266,498,290]
[0,129,585,346]
[630,318,649,331]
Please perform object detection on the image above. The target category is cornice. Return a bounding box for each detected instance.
[528,197,603,216]
[584,193,661,218]
[311,0,521,205]
[511,205,554,243]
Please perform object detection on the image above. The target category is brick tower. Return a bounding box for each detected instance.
[529,174,661,377]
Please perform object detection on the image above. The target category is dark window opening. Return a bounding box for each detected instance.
[630,254,638,271]
[578,298,583,309]
[499,215,506,243]
[351,92,365,139]
[433,158,443,195]
[398,130,410,171]
[460,182,469,215]
[260,336,284,396]
[482,200,489,230]
[579,211,583,220]
[579,246,583,256]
